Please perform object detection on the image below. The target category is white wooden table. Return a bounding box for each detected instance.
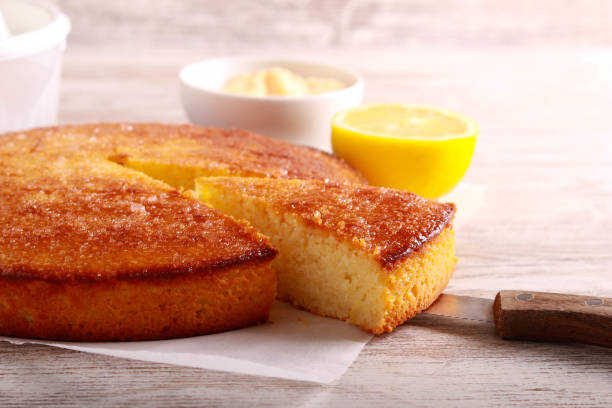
[2,1,612,406]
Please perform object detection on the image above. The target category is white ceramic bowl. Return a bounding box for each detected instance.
[0,0,70,133]
[179,57,363,151]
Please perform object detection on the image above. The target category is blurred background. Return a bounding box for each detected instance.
[59,0,611,50]
[54,0,612,124]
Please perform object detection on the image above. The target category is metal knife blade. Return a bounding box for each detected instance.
[423,293,494,322]
[423,291,612,348]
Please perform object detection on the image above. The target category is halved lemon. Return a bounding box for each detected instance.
[331,104,478,198]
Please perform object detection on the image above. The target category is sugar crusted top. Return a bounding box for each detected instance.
[0,123,366,281]
[0,155,276,282]
[201,178,456,269]
[0,123,365,184]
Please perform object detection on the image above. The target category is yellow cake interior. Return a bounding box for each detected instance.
[195,177,456,334]
[111,154,229,190]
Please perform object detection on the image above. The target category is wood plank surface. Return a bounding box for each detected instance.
[1,1,612,406]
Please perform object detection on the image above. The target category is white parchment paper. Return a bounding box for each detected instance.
[1,301,372,384]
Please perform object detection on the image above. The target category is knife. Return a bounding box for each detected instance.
[423,291,612,348]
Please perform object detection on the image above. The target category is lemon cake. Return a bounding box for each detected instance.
[196,177,456,334]
[0,123,365,189]
[0,124,363,341]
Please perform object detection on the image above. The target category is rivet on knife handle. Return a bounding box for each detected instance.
[493,290,612,348]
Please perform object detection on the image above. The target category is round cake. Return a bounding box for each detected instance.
[0,123,365,341]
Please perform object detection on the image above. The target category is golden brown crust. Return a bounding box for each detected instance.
[0,123,366,184]
[0,155,276,282]
[0,262,277,341]
[196,177,455,269]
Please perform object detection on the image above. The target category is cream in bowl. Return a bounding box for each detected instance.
[223,66,347,97]
[179,57,363,151]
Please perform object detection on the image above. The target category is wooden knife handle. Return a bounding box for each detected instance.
[493,290,612,348]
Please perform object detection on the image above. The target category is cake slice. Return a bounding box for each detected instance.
[195,177,457,334]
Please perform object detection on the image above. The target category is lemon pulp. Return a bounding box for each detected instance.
[340,105,470,139]
[332,104,478,198]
